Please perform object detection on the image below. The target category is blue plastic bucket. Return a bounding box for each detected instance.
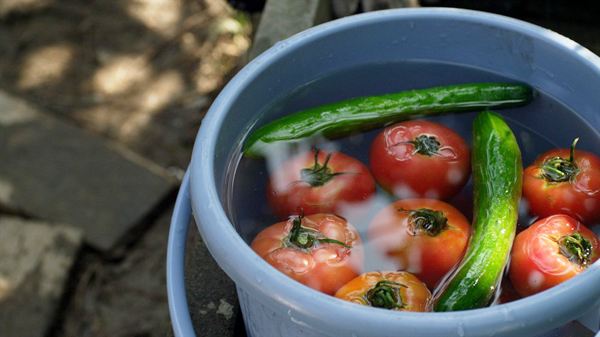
[168,8,600,337]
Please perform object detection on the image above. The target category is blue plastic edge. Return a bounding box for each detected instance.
[166,170,196,337]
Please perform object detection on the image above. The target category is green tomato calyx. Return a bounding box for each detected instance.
[407,208,448,236]
[411,134,441,156]
[366,280,407,310]
[287,215,350,249]
[541,138,580,183]
[300,149,345,187]
[559,232,593,267]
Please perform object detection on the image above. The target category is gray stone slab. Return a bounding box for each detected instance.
[59,209,173,337]
[0,92,175,251]
[185,222,243,337]
[249,0,331,60]
[0,216,82,337]
[331,0,418,17]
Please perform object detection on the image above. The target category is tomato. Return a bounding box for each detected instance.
[509,214,600,297]
[496,278,522,304]
[369,120,470,200]
[523,138,600,224]
[335,271,431,312]
[251,213,363,295]
[267,149,376,218]
[368,199,470,289]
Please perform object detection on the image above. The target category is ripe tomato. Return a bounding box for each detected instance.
[251,213,363,295]
[523,138,600,224]
[267,149,376,218]
[335,271,431,312]
[509,214,600,297]
[496,278,522,304]
[368,199,470,289]
[369,120,470,200]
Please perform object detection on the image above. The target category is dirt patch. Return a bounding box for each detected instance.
[0,1,252,336]
[0,0,251,169]
[57,211,172,337]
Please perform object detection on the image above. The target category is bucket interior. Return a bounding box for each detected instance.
[214,11,600,241]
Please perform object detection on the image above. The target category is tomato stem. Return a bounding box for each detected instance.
[288,216,316,249]
[300,148,346,187]
[559,232,593,266]
[570,137,579,163]
[287,215,350,249]
[365,280,407,309]
[405,208,448,236]
[541,138,580,183]
[410,134,441,156]
[317,237,351,248]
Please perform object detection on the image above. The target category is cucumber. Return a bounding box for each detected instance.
[434,111,522,311]
[243,83,532,157]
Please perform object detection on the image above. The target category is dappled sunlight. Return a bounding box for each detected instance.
[138,71,184,112]
[0,277,10,301]
[92,55,152,97]
[0,92,36,126]
[216,17,248,35]
[204,0,232,17]
[194,17,251,93]
[76,71,185,139]
[126,0,182,37]
[0,1,253,335]
[18,44,74,90]
[120,71,185,139]
[196,62,224,93]
[1,0,252,169]
[181,32,201,54]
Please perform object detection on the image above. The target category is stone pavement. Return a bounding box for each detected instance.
[0,91,175,251]
[0,89,177,337]
[59,210,174,337]
[249,0,330,59]
[0,216,82,337]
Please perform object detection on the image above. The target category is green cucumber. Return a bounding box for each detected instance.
[434,111,522,311]
[243,83,532,157]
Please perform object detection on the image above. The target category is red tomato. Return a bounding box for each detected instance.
[509,214,600,297]
[251,213,363,295]
[496,278,522,305]
[368,199,470,289]
[369,120,470,200]
[267,149,376,218]
[523,139,600,224]
[334,271,431,312]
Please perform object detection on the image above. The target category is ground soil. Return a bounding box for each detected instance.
[0,0,251,170]
[0,1,251,336]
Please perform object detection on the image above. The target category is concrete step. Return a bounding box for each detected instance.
[0,91,175,251]
[249,0,330,60]
[0,216,83,337]
[60,209,173,337]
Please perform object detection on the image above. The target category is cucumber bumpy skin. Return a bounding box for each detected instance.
[434,111,523,311]
[243,83,532,157]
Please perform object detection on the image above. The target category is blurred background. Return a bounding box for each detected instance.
[1,0,599,337]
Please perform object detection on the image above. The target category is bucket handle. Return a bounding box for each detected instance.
[167,169,197,337]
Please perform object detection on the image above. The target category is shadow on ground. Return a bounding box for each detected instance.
[0,0,251,168]
[0,1,251,336]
